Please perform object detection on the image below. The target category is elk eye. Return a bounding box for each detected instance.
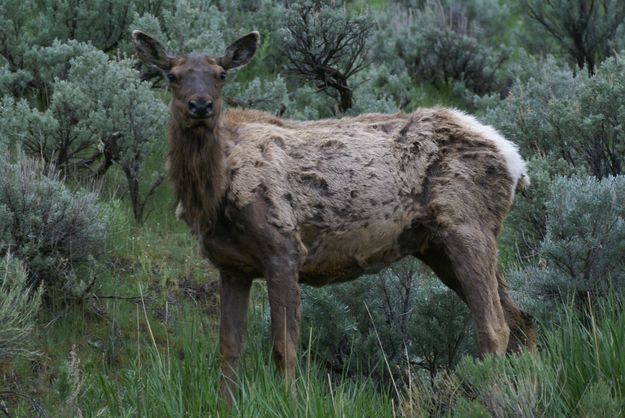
[167,73,176,82]
[219,71,227,81]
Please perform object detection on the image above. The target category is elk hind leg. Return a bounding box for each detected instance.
[419,244,536,353]
[496,271,536,352]
[439,230,510,355]
[416,242,466,302]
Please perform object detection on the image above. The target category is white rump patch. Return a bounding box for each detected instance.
[450,110,530,193]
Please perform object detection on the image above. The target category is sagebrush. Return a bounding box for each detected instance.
[0,154,106,298]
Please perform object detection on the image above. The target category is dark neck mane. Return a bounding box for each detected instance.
[167,117,227,228]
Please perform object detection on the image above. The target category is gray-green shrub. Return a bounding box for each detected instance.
[499,156,587,261]
[224,75,290,115]
[301,258,475,387]
[407,25,508,96]
[540,176,625,300]
[23,39,104,100]
[132,0,227,56]
[508,175,625,315]
[0,41,167,221]
[483,53,625,178]
[0,154,106,297]
[66,51,167,221]
[375,0,511,97]
[0,254,42,362]
[520,0,625,75]
[0,0,161,98]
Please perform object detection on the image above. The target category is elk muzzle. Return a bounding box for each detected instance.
[188,97,214,118]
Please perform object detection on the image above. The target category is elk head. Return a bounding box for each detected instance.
[132,30,260,129]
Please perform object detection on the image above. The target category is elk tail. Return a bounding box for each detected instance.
[449,109,530,195]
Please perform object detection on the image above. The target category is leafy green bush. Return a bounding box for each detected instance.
[355,63,416,110]
[31,0,149,53]
[132,0,228,56]
[301,258,475,387]
[0,64,32,97]
[284,84,330,120]
[0,0,158,98]
[341,63,411,115]
[0,0,37,81]
[23,39,104,99]
[0,254,42,362]
[0,154,106,297]
[408,26,509,96]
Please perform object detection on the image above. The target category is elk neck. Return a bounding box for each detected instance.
[167,111,228,229]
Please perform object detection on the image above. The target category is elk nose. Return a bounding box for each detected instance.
[188,99,213,117]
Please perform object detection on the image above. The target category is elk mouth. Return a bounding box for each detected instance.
[189,112,213,120]
[185,112,216,129]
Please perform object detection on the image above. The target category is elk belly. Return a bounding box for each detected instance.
[297,215,414,285]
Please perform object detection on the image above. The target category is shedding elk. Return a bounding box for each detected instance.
[133,30,536,401]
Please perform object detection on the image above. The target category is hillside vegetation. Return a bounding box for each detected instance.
[1,1,625,417]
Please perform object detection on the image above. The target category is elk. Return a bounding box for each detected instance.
[133,30,536,401]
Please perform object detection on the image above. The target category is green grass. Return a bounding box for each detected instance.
[544,295,625,413]
[24,264,625,418]
[404,295,625,417]
[80,305,394,417]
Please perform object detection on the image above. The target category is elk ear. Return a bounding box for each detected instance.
[132,30,172,71]
[219,31,260,70]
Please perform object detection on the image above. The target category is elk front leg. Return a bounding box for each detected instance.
[266,259,301,390]
[219,272,252,403]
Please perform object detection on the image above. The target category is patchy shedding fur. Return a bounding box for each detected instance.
[218,107,526,283]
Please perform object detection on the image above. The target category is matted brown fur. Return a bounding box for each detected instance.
[217,108,512,283]
[133,30,536,403]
